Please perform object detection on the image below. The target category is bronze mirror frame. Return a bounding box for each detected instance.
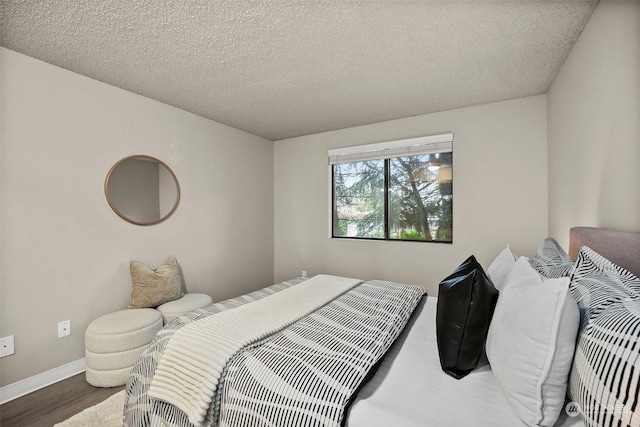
[104,155,181,226]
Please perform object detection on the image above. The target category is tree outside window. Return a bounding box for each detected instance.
[333,152,452,242]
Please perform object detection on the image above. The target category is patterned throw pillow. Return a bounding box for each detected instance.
[568,246,640,427]
[129,255,183,308]
[573,246,640,299]
[530,237,575,278]
[569,300,640,427]
[570,246,640,323]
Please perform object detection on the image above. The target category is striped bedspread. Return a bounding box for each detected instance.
[148,275,363,424]
[123,277,425,427]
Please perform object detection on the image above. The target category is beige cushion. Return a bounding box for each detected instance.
[129,255,183,308]
[85,344,149,371]
[85,308,163,387]
[157,293,213,325]
[85,308,162,353]
[86,366,133,388]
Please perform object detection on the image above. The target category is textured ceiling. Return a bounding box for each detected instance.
[1,1,598,141]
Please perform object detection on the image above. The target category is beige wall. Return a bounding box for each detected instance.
[0,48,274,386]
[547,1,640,249]
[274,95,549,295]
[4,0,636,391]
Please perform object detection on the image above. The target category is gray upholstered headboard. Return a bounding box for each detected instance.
[569,227,640,277]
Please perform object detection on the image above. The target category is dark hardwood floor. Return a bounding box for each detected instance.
[0,373,124,427]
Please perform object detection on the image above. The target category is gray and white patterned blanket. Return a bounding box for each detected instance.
[123,277,425,427]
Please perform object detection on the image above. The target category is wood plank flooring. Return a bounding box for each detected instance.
[0,373,124,427]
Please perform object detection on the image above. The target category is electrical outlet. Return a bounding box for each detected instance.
[302,270,307,277]
[1,336,15,357]
[58,320,71,338]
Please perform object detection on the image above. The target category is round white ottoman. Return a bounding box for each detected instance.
[157,293,213,325]
[85,308,162,387]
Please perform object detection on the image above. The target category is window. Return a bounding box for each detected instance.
[330,133,453,242]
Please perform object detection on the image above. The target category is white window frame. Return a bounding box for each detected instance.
[329,132,453,242]
[328,133,453,165]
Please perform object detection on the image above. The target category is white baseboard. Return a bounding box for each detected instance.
[0,358,86,404]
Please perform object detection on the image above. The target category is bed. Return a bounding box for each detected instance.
[123,227,640,427]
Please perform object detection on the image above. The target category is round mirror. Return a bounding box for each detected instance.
[105,155,180,225]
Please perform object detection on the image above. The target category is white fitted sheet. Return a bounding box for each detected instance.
[346,297,585,427]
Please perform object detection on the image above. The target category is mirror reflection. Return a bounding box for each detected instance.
[105,155,180,225]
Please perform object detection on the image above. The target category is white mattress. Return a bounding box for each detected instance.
[346,297,585,427]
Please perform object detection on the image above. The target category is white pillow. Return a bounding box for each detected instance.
[486,258,579,426]
[487,245,518,290]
